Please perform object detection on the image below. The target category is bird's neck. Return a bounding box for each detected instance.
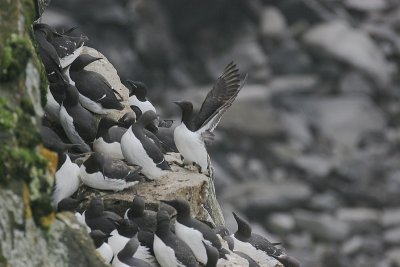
[181,110,193,129]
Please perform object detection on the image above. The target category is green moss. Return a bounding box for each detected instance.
[0,98,18,131]
[0,34,32,82]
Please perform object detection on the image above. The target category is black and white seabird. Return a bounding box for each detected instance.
[90,230,114,264]
[126,80,156,118]
[174,62,246,173]
[52,151,81,206]
[57,197,90,231]
[214,226,260,267]
[33,23,87,69]
[231,212,284,266]
[40,125,81,153]
[59,82,97,152]
[112,238,155,267]
[121,111,171,180]
[93,117,128,160]
[80,152,143,191]
[161,199,227,265]
[84,197,122,235]
[153,210,198,267]
[108,219,156,264]
[34,24,63,82]
[124,196,157,233]
[44,81,66,123]
[70,54,124,114]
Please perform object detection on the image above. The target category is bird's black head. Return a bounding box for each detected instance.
[70,54,102,72]
[232,212,252,240]
[116,219,138,238]
[156,210,171,231]
[96,117,121,138]
[118,112,136,128]
[90,230,111,248]
[126,80,147,101]
[136,110,159,130]
[118,237,140,259]
[33,23,56,37]
[130,196,145,216]
[214,225,230,238]
[160,198,191,221]
[57,197,86,212]
[86,197,104,218]
[174,101,193,125]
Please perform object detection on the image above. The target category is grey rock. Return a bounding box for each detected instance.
[268,44,313,75]
[337,207,381,233]
[294,210,350,241]
[294,155,334,177]
[342,235,384,256]
[260,6,287,38]
[268,75,318,94]
[265,213,296,234]
[381,208,400,228]
[345,0,388,11]
[308,193,340,211]
[386,248,400,266]
[339,71,374,96]
[303,20,392,86]
[384,226,400,246]
[280,112,313,150]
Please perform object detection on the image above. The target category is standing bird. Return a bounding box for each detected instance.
[59,82,97,152]
[153,210,198,267]
[44,82,66,123]
[89,230,113,263]
[80,152,143,191]
[121,111,171,180]
[40,125,81,153]
[93,117,127,160]
[112,238,155,267]
[174,62,246,173]
[70,54,124,114]
[124,196,157,233]
[90,230,114,264]
[84,197,122,235]
[161,199,228,265]
[57,197,90,232]
[126,80,156,118]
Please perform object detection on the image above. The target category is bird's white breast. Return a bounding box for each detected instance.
[93,137,124,160]
[121,127,164,180]
[108,230,129,255]
[60,45,83,69]
[174,123,208,172]
[154,234,184,267]
[59,105,91,151]
[97,242,114,264]
[129,95,156,114]
[52,155,80,205]
[231,235,273,267]
[45,86,60,122]
[175,221,208,264]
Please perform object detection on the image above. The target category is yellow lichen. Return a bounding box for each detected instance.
[23,182,32,219]
[38,144,58,177]
[40,212,55,229]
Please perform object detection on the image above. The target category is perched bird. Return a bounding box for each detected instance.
[93,117,127,160]
[126,80,156,118]
[230,212,283,266]
[232,212,284,258]
[80,152,143,191]
[121,111,171,180]
[270,255,301,267]
[33,24,63,82]
[153,210,198,267]
[90,230,113,264]
[57,197,90,232]
[33,23,86,69]
[126,80,173,130]
[84,197,122,235]
[174,62,246,173]
[59,82,97,152]
[108,219,156,264]
[124,196,157,233]
[112,238,155,267]
[161,199,228,265]
[40,125,81,153]
[44,82,66,123]
[70,54,124,114]
[214,226,260,267]
[52,151,81,206]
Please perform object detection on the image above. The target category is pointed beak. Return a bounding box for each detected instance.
[173,101,181,107]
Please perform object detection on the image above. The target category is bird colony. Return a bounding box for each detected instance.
[34,23,299,267]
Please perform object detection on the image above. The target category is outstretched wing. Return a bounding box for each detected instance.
[193,62,242,132]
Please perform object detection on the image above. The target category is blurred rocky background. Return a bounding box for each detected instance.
[43,0,400,266]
